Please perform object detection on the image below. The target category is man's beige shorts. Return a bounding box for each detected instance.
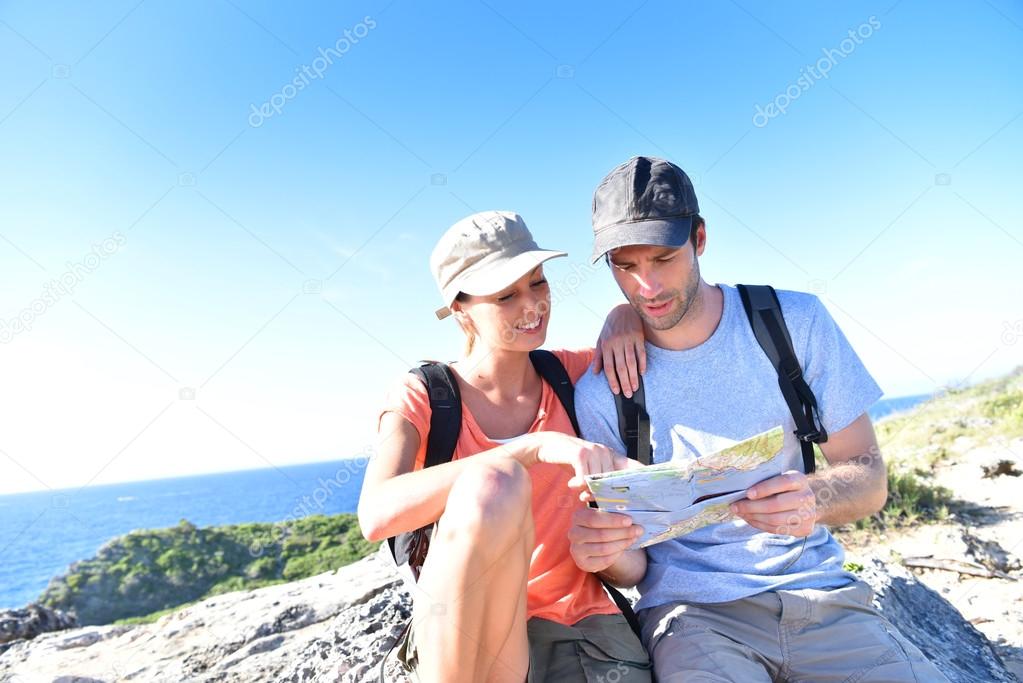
[639,580,949,682]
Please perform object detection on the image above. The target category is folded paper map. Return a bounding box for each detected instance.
[584,426,786,548]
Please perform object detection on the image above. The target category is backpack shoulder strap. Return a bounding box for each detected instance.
[736,285,827,474]
[528,349,580,436]
[614,382,652,466]
[386,362,461,573]
[530,349,652,465]
[409,362,462,468]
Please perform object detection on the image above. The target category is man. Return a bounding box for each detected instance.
[568,156,947,681]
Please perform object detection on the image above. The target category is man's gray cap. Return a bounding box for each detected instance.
[591,156,700,263]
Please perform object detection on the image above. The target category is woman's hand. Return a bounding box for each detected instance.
[593,303,646,398]
[510,433,631,503]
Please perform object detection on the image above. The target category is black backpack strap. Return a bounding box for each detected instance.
[532,348,651,465]
[613,381,653,466]
[529,349,645,640]
[737,285,827,474]
[385,362,462,571]
[381,362,462,681]
[411,363,462,469]
[602,581,643,640]
[529,349,580,436]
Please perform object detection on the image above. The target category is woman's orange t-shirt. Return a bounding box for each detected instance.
[378,348,620,626]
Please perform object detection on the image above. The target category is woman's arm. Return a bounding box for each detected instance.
[593,303,646,398]
[358,414,534,541]
[358,415,633,542]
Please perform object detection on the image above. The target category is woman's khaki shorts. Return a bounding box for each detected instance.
[398,612,652,682]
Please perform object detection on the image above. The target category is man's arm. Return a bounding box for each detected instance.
[812,413,887,525]
[730,413,887,535]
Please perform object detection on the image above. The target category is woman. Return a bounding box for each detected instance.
[358,210,650,682]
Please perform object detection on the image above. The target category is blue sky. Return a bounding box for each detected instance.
[1,0,1021,494]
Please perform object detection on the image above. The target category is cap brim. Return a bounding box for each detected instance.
[590,216,694,263]
[436,249,567,320]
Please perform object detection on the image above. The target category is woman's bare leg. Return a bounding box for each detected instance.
[481,544,531,683]
[412,458,533,682]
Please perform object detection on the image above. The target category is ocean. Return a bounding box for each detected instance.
[0,460,367,610]
[0,394,932,611]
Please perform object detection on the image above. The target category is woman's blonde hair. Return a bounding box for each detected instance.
[454,292,476,355]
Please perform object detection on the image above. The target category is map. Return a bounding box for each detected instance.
[584,426,787,548]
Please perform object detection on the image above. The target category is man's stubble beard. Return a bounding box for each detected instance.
[635,253,702,331]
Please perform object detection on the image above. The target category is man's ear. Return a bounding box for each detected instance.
[694,222,707,257]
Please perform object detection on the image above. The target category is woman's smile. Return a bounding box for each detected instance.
[515,315,544,334]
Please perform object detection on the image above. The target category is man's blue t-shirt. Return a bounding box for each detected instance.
[574,284,883,613]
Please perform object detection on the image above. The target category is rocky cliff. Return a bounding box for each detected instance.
[1,546,1016,682]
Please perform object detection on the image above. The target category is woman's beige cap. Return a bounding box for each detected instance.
[430,211,567,320]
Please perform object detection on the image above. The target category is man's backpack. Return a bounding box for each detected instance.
[384,349,644,639]
[615,285,829,472]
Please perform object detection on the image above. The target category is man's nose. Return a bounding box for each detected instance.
[634,271,661,299]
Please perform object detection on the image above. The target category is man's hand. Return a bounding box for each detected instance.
[568,507,643,573]
[730,470,817,537]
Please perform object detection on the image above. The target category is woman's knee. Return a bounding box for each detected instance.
[440,459,532,541]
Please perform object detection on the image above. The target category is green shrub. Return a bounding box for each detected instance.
[852,469,952,532]
[38,514,377,625]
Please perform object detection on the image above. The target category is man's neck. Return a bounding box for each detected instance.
[645,281,724,351]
